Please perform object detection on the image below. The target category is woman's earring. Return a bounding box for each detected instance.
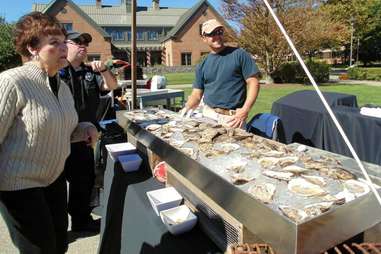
[33,54,40,61]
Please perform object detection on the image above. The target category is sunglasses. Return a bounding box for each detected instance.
[204,29,224,37]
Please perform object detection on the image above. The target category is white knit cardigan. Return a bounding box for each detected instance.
[0,62,82,191]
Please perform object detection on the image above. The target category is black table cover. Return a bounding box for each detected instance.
[271,90,381,165]
[98,154,220,254]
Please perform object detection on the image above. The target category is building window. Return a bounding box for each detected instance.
[106,28,125,41]
[127,31,131,41]
[148,31,158,41]
[62,23,73,32]
[137,31,144,41]
[181,53,192,66]
[87,54,101,61]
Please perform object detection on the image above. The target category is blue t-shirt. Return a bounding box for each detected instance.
[193,47,259,109]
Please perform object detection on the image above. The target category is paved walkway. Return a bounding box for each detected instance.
[0,213,101,254]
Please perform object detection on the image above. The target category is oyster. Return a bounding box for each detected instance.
[227,162,247,174]
[278,156,299,167]
[231,174,255,185]
[258,157,280,169]
[146,124,162,131]
[214,134,236,143]
[248,183,276,204]
[303,202,334,217]
[263,170,294,181]
[335,189,355,203]
[214,143,240,154]
[282,165,309,174]
[279,205,308,223]
[204,149,225,158]
[304,161,326,170]
[199,128,221,143]
[198,143,213,153]
[262,151,285,158]
[301,175,326,187]
[179,147,198,159]
[321,194,345,205]
[322,167,356,180]
[232,128,253,140]
[288,178,327,197]
[161,132,173,139]
[344,179,370,197]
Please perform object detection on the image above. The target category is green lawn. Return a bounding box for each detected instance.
[178,83,381,119]
[165,72,195,85]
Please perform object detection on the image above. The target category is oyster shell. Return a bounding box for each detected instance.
[344,179,370,197]
[227,162,247,174]
[322,167,356,180]
[282,165,309,174]
[214,134,236,143]
[303,202,334,217]
[231,174,255,185]
[263,170,294,181]
[198,143,213,153]
[301,175,326,187]
[232,128,253,140]
[179,147,198,159]
[262,151,285,158]
[214,143,240,154]
[335,189,355,203]
[146,124,162,131]
[288,178,327,197]
[278,156,299,167]
[248,183,276,204]
[258,157,280,169]
[321,194,345,205]
[279,205,308,223]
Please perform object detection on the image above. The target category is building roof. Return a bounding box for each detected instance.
[33,0,110,38]
[162,0,231,42]
[33,1,188,27]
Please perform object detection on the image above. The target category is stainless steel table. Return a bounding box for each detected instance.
[123,89,184,110]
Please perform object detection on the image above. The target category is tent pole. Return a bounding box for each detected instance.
[131,0,137,109]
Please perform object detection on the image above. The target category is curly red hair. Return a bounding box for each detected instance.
[13,12,66,57]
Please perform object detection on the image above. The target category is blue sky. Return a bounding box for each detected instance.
[0,0,223,22]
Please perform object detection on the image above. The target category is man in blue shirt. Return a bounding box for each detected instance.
[182,19,260,128]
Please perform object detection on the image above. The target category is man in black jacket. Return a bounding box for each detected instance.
[60,31,117,232]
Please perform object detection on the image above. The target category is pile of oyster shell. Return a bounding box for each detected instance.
[124,109,375,224]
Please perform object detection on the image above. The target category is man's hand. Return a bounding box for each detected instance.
[227,107,249,128]
[179,107,194,118]
[86,60,107,73]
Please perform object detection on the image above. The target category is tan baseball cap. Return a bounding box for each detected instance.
[201,19,223,35]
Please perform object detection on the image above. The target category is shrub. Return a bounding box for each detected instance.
[272,61,330,84]
[348,67,368,80]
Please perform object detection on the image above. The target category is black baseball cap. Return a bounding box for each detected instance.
[66,31,92,44]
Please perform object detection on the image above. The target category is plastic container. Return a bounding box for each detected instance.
[118,153,142,172]
[160,205,197,235]
[105,142,136,160]
[146,187,183,216]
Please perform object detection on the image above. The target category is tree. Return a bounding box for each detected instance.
[221,0,348,77]
[0,18,21,72]
[321,0,381,65]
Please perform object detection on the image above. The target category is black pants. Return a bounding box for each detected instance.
[64,142,95,223]
[0,173,68,254]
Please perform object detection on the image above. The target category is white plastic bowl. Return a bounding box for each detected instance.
[146,187,183,216]
[105,142,136,160]
[118,153,142,172]
[160,205,197,235]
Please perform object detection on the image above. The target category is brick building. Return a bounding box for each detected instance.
[33,0,233,66]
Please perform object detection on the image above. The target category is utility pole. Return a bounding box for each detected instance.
[349,18,354,67]
[356,37,360,64]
